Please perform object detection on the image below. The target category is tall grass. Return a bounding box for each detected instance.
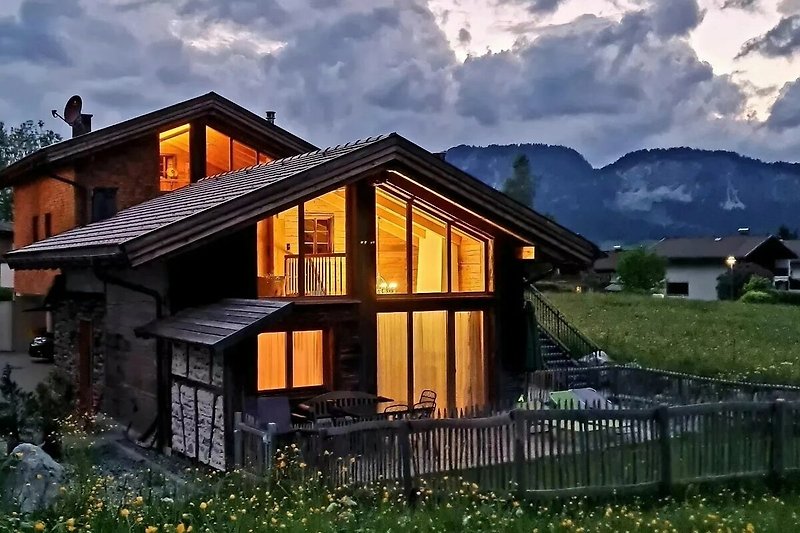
[548,292,800,384]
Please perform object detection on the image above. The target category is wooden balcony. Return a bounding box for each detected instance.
[285,253,347,297]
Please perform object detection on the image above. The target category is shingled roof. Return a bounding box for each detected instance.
[5,133,601,269]
[0,92,317,186]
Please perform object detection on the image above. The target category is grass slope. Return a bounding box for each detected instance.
[547,292,800,385]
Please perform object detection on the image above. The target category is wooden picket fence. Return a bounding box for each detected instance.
[287,399,800,499]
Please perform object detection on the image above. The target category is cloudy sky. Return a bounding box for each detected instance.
[1,0,799,165]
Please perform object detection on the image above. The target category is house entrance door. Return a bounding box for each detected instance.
[78,319,93,412]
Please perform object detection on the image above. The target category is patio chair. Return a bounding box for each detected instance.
[383,403,411,419]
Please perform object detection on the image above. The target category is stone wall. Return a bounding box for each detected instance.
[52,293,106,404]
[170,341,225,470]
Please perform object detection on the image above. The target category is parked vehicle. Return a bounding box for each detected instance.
[28,333,54,361]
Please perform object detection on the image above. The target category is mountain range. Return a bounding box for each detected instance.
[445,144,800,250]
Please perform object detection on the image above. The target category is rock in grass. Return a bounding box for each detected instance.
[4,443,65,513]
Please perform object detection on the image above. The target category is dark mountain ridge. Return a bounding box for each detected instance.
[445,144,800,248]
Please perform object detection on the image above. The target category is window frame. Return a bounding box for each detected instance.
[303,214,334,255]
[256,328,331,392]
[376,184,494,297]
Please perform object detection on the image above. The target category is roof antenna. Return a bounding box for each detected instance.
[51,95,92,137]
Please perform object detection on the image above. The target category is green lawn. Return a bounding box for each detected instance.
[547,292,800,385]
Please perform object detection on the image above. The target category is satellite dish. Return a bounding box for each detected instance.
[63,95,83,126]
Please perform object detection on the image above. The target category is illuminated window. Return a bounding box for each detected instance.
[376,186,492,295]
[232,140,257,169]
[257,330,324,391]
[256,188,347,297]
[206,126,231,176]
[159,124,190,192]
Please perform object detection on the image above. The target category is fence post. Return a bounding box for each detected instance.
[770,399,786,488]
[233,411,242,469]
[656,405,672,495]
[263,422,277,475]
[398,421,414,504]
[512,410,526,499]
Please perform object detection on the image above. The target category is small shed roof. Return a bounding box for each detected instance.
[136,299,294,350]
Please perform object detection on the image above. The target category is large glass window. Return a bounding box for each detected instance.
[377,310,487,410]
[159,124,191,192]
[257,330,324,391]
[232,140,257,169]
[376,186,491,295]
[413,311,448,405]
[256,188,347,297]
[455,311,485,408]
[377,313,408,405]
[451,227,486,292]
[376,189,408,294]
[206,126,231,176]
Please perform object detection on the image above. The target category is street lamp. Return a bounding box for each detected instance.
[725,256,737,300]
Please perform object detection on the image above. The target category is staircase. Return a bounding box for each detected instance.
[525,286,602,379]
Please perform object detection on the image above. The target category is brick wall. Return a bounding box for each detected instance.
[13,169,77,295]
[75,134,160,218]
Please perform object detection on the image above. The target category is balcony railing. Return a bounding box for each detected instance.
[285,253,347,297]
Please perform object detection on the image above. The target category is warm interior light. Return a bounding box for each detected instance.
[725,256,737,269]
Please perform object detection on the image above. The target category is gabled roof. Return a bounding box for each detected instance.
[652,235,796,261]
[136,299,294,350]
[781,240,800,257]
[0,92,317,186]
[5,133,600,269]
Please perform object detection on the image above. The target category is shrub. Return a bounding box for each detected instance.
[716,262,774,300]
[616,248,666,293]
[739,290,777,304]
[742,276,773,294]
[772,291,800,306]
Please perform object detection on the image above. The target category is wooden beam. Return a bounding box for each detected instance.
[189,119,206,183]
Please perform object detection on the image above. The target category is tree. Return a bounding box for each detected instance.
[616,248,666,293]
[503,154,536,207]
[776,224,798,240]
[716,262,774,301]
[0,120,62,221]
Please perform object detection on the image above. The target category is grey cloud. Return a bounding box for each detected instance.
[738,15,800,57]
[722,0,759,9]
[522,0,565,14]
[780,0,800,15]
[178,0,288,25]
[767,78,800,130]
[458,28,471,44]
[650,0,704,37]
[0,0,83,65]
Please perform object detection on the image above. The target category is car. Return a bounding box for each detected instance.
[28,333,54,361]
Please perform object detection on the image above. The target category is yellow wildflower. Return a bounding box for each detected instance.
[199,502,208,511]
[120,508,130,518]
[145,527,158,533]
[34,522,45,532]
[175,524,186,533]
[135,496,144,506]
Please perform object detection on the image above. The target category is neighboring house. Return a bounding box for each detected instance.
[774,240,800,290]
[0,92,315,348]
[591,247,624,291]
[651,234,796,300]
[3,95,599,470]
[0,221,12,351]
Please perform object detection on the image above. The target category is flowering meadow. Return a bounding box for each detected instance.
[3,443,800,532]
[548,292,800,385]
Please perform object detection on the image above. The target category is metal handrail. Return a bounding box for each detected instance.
[524,285,600,359]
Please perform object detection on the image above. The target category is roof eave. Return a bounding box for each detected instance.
[4,245,126,270]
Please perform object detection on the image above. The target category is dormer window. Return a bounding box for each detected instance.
[159,124,191,192]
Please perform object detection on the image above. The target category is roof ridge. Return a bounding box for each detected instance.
[199,133,390,182]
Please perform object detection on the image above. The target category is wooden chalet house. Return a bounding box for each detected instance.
[2,94,599,469]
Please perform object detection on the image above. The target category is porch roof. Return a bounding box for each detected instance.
[135,298,294,350]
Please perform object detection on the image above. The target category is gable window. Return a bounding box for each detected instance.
[256,188,347,297]
[376,185,492,295]
[257,330,325,391]
[207,126,270,176]
[159,124,191,192]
